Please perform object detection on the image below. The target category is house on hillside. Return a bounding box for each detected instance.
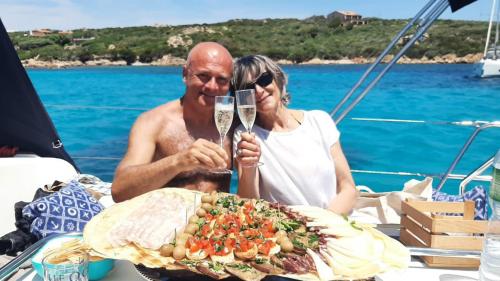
[29,29,55,37]
[328,11,367,26]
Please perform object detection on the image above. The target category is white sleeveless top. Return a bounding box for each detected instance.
[233,110,340,208]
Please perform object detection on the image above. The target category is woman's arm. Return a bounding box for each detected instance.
[235,132,261,199]
[327,141,358,214]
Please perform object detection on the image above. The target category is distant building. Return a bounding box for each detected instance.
[58,30,73,35]
[30,29,55,37]
[328,11,367,26]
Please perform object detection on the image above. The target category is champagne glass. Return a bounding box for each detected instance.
[213,96,234,174]
[235,89,262,167]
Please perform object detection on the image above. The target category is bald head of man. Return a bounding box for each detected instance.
[183,42,233,106]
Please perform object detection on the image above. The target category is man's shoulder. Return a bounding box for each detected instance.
[139,100,182,123]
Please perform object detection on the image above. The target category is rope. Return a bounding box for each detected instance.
[351,169,491,182]
[45,104,148,111]
[350,118,493,127]
[351,169,430,177]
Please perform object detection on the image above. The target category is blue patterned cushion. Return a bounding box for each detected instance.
[432,185,489,220]
[22,180,104,238]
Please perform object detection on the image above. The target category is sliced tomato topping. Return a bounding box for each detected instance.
[262,219,275,232]
[244,213,253,225]
[258,240,275,256]
[243,201,254,214]
[189,243,200,253]
[262,230,274,238]
[201,224,211,236]
[205,213,214,221]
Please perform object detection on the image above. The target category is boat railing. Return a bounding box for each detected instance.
[328,0,495,195]
[330,0,451,124]
[347,118,498,194]
[435,121,500,192]
[459,155,495,195]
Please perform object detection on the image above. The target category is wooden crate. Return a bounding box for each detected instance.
[400,199,488,268]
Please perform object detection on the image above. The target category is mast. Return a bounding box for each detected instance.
[484,0,497,58]
[495,0,499,58]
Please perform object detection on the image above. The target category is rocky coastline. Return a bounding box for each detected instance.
[22,53,483,69]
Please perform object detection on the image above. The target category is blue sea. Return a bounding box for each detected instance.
[28,64,500,195]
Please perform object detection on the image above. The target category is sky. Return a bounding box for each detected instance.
[0,0,494,31]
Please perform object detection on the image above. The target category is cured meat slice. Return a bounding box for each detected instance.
[108,192,193,250]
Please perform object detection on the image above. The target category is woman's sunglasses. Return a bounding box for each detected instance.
[242,72,273,90]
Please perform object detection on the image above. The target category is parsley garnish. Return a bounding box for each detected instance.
[227,263,252,271]
[215,244,224,252]
[209,262,224,272]
[292,238,305,249]
[276,220,301,232]
[308,234,319,245]
[255,258,266,264]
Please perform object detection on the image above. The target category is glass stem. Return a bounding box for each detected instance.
[219,134,224,149]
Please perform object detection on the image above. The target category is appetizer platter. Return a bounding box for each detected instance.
[84,188,409,281]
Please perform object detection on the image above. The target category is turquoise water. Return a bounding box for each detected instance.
[28,64,500,195]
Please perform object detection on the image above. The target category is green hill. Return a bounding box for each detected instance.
[8,17,488,64]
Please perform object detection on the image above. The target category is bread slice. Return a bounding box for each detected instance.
[225,262,267,281]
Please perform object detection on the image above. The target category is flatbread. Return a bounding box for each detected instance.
[83,188,202,268]
[225,262,267,281]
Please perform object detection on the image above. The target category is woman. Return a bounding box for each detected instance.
[232,55,357,214]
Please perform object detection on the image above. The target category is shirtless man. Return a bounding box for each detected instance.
[112,42,234,202]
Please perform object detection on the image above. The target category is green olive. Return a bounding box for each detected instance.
[196,208,207,217]
[275,230,287,238]
[159,244,174,257]
[280,239,294,252]
[212,195,219,205]
[201,194,213,203]
[173,245,186,260]
[176,233,192,246]
[184,223,199,235]
[201,203,213,212]
[275,231,288,244]
[188,215,199,224]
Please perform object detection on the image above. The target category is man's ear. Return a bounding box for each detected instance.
[182,65,188,83]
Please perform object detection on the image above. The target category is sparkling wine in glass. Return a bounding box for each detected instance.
[235,89,256,133]
[214,96,234,149]
[235,89,262,167]
[213,96,234,174]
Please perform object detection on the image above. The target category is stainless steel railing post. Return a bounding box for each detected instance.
[334,1,450,124]
[329,0,440,118]
[436,121,500,192]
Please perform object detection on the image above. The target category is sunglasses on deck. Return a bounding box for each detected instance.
[242,72,274,90]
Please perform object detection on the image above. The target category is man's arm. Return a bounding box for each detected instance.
[327,142,358,214]
[112,113,228,202]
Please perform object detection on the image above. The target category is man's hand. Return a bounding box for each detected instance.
[235,132,261,168]
[177,139,229,170]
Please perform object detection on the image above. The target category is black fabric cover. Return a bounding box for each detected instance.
[448,0,477,12]
[0,18,78,171]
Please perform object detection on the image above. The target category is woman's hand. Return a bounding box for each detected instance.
[235,132,261,168]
